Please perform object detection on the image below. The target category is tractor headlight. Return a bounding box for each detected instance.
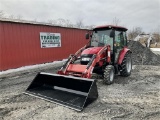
[81,57,90,61]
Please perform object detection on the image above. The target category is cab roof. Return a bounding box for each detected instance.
[94,25,128,31]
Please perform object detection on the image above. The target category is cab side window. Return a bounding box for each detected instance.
[115,31,124,49]
[123,32,127,46]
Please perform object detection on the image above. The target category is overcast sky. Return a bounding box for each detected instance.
[0,0,160,33]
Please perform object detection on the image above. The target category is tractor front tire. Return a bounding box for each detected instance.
[103,65,115,85]
[120,52,132,77]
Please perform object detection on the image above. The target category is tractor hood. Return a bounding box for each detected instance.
[81,47,103,55]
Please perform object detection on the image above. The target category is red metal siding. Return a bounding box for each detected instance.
[0,21,88,71]
[0,22,2,70]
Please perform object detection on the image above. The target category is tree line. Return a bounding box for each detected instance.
[0,10,95,29]
[0,10,159,41]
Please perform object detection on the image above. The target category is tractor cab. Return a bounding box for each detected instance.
[82,25,128,65]
[90,29,113,48]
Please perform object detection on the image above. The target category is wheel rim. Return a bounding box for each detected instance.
[126,57,132,73]
[110,69,114,82]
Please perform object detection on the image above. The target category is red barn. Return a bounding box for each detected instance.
[0,19,88,71]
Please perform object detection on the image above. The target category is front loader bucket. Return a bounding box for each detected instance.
[25,72,98,111]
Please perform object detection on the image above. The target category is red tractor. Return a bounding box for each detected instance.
[25,25,132,111]
[58,25,132,84]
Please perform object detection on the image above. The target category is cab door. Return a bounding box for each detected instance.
[114,31,126,63]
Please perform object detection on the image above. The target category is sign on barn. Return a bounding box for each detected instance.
[40,32,61,48]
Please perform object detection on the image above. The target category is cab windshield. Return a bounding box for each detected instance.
[90,29,113,49]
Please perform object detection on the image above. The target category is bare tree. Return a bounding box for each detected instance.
[112,17,121,26]
[128,27,143,40]
[154,25,160,34]
[48,19,54,24]
[52,20,58,25]
[9,14,15,19]
[76,19,84,28]
[153,33,160,43]
[56,18,66,26]
[16,15,23,20]
[34,17,95,29]
[85,25,96,29]
[48,19,58,25]
[47,19,74,27]
[64,19,73,27]
[153,28,160,43]
[33,18,38,22]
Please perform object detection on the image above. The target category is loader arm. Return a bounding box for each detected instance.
[59,45,111,78]
[58,41,90,75]
[82,45,111,78]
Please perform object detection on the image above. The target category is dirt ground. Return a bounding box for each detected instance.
[0,64,160,120]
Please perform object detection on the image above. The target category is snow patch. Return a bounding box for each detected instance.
[150,48,160,52]
[0,59,67,76]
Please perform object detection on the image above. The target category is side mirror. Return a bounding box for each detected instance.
[110,30,115,38]
[85,33,90,39]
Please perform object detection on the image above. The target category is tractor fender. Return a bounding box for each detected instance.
[117,47,131,65]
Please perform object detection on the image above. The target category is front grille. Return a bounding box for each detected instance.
[80,54,93,65]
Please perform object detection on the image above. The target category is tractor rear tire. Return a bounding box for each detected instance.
[120,52,132,77]
[103,65,115,85]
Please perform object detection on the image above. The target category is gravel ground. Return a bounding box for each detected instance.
[0,65,160,120]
